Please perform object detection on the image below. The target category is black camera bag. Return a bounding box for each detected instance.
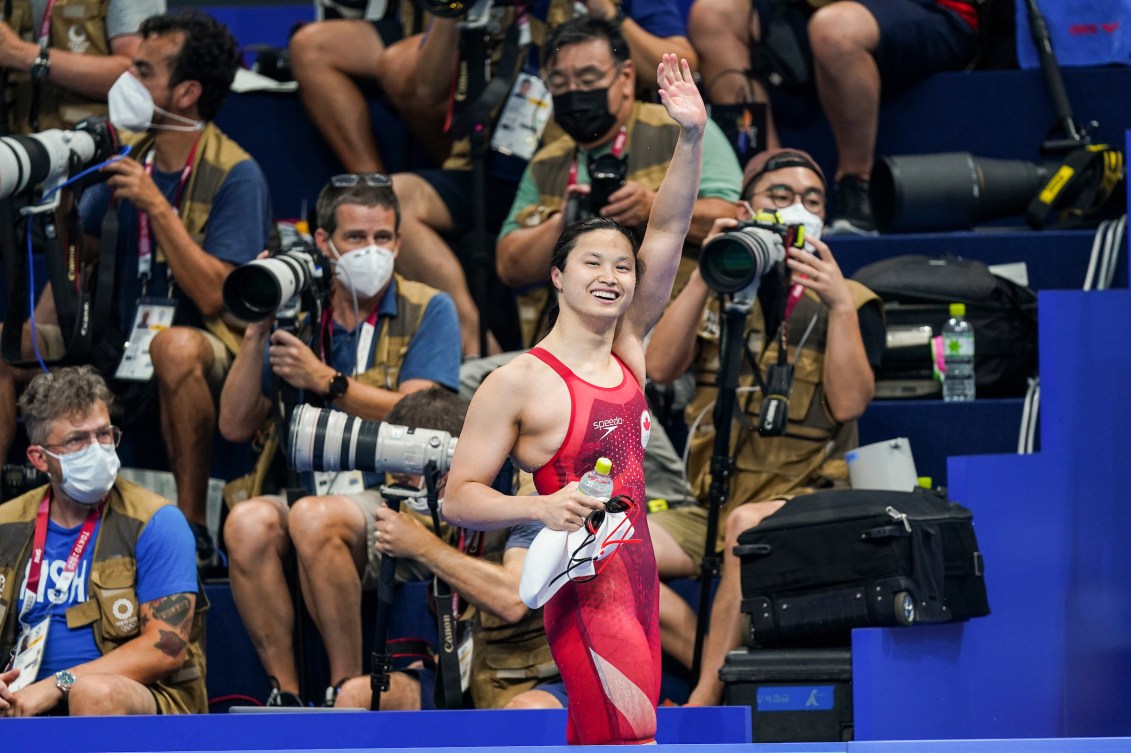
[735,488,990,648]
[851,254,1038,398]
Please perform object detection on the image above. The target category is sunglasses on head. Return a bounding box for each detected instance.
[330,173,392,188]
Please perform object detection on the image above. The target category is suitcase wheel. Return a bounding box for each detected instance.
[894,591,917,626]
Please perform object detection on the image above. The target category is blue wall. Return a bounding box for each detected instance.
[850,282,1131,738]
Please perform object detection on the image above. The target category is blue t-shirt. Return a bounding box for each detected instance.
[80,158,272,331]
[18,503,198,680]
[505,521,544,551]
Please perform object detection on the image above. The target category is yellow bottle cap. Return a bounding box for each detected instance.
[595,457,612,475]
[918,476,933,490]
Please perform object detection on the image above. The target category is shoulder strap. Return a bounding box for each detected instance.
[528,347,571,380]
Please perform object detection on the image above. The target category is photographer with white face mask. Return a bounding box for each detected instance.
[643,148,888,706]
[0,366,204,717]
[217,174,461,708]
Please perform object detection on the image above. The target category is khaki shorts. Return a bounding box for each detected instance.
[260,490,433,587]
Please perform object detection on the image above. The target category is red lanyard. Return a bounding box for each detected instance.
[36,0,59,45]
[321,300,381,373]
[137,136,201,284]
[20,492,103,624]
[567,126,627,188]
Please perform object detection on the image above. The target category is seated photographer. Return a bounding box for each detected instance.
[1,0,162,134]
[0,366,205,717]
[330,397,567,713]
[0,12,273,568]
[390,2,696,358]
[493,16,740,345]
[289,2,459,175]
[645,149,885,704]
[219,175,460,707]
[686,0,979,233]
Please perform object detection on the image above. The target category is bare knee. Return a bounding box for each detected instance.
[289,495,360,559]
[149,327,210,384]
[225,497,288,565]
[503,688,563,710]
[724,500,787,551]
[808,4,876,62]
[67,674,155,715]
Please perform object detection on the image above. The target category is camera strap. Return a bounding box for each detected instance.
[425,467,466,710]
[1026,144,1125,229]
[448,13,525,141]
[567,127,628,188]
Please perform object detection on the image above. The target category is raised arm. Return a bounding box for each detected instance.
[623,54,705,340]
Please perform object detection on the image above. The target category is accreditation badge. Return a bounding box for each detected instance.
[7,617,50,693]
[312,470,366,497]
[114,298,177,382]
[490,73,552,161]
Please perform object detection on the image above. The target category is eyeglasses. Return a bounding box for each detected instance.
[754,184,827,213]
[330,173,392,188]
[544,62,622,97]
[40,426,122,455]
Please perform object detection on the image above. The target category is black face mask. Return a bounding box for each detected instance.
[552,88,617,144]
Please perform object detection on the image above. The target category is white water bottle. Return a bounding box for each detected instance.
[942,302,975,402]
[578,457,614,501]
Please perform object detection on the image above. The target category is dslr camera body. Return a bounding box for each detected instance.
[564,153,628,226]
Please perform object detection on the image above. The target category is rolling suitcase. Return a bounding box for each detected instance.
[735,488,989,647]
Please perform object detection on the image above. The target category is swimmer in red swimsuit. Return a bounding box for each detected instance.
[443,49,706,744]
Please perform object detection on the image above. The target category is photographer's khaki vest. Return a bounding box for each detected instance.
[3,0,111,134]
[685,281,881,549]
[0,478,209,714]
[125,123,265,356]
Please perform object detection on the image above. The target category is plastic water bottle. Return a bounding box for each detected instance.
[942,303,975,402]
[578,457,614,501]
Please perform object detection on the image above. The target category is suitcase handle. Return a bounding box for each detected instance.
[733,543,772,559]
[860,524,910,542]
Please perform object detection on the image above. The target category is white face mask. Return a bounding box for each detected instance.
[108,72,203,133]
[42,442,121,505]
[775,202,824,244]
[330,242,395,300]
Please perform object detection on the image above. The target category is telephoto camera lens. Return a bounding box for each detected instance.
[222,246,320,322]
[698,224,782,294]
[288,404,457,476]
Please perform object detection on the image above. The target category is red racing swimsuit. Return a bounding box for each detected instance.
[530,347,660,745]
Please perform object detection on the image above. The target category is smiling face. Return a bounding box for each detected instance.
[551,228,637,321]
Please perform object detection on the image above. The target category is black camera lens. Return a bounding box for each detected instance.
[699,229,777,294]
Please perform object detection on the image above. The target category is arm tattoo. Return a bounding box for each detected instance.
[154,629,187,659]
[149,593,193,629]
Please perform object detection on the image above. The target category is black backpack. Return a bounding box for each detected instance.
[852,255,1038,398]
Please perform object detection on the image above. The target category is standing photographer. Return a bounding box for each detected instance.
[218,174,460,707]
[645,148,885,704]
[493,17,740,346]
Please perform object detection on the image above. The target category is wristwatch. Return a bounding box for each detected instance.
[327,372,349,402]
[30,45,51,82]
[54,669,75,698]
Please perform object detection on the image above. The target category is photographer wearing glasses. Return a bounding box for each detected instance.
[0,366,205,716]
[493,16,741,347]
[218,174,460,707]
[644,148,886,705]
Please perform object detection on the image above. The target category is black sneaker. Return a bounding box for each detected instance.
[828,175,878,235]
[189,521,227,576]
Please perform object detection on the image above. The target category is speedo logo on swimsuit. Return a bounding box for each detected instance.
[593,417,623,440]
